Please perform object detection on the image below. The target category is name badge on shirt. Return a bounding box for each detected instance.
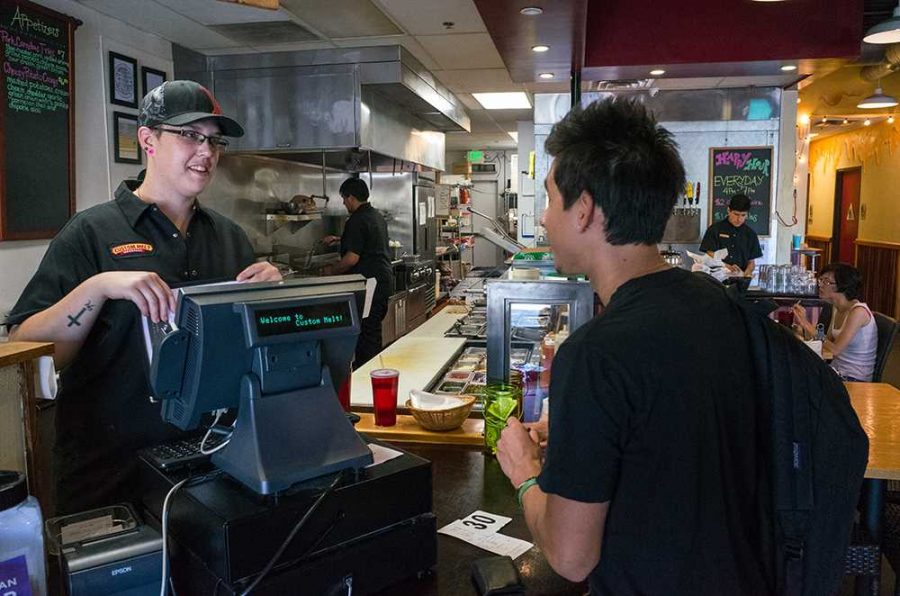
[109,242,155,258]
[719,233,731,238]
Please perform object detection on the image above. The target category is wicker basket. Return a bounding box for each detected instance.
[405,395,476,431]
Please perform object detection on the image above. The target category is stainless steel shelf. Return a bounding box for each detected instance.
[265,213,322,223]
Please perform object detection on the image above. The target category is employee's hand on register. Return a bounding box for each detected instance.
[96,271,176,323]
[321,235,341,247]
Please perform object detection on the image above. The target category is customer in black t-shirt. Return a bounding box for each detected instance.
[495,99,774,595]
[698,194,763,276]
[322,177,393,365]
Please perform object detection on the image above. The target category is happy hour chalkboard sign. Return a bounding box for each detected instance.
[0,0,79,240]
[709,146,773,237]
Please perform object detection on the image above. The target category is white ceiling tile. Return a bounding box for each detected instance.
[375,0,486,36]
[155,0,291,25]
[78,0,241,50]
[416,33,504,70]
[432,69,518,93]
[280,0,401,38]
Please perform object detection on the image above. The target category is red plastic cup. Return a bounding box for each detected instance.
[337,374,351,412]
[777,309,795,327]
[370,368,399,426]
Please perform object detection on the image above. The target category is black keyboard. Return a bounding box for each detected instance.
[140,433,228,471]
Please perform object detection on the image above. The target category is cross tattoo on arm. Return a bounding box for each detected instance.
[67,300,95,327]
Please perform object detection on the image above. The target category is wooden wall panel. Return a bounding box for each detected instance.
[806,235,832,273]
[856,240,900,318]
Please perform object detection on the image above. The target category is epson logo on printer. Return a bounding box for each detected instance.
[111,565,133,577]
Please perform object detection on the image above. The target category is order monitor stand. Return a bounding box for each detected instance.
[212,365,373,495]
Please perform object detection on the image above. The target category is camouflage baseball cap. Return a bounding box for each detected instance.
[138,80,244,138]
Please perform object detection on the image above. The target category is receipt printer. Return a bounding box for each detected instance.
[45,504,162,595]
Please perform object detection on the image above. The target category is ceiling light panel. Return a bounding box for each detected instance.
[472,92,532,109]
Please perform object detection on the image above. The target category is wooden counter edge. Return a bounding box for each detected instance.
[354,412,485,447]
[0,341,54,367]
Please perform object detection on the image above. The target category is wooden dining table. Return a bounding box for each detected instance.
[846,381,900,595]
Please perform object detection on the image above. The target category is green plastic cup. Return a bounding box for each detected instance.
[482,383,522,454]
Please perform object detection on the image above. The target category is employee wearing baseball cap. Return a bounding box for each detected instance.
[7,81,281,514]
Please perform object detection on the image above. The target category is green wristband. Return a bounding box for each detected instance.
[516,476,539,507]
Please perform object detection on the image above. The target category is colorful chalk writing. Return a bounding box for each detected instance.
[709,147,773,236]
[1,0,76,240]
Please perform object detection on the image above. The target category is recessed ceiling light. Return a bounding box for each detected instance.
[864,119,872,126]
[520,6,543,16]
[649,69,666,76]
[472,92,532,110]
[538,72,554,79]
[780,65,797,72]
[531,45,550,53]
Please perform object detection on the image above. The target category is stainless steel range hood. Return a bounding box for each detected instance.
[174,45,469,172]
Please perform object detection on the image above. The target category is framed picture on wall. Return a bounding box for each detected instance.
[113,112,141,164]
[109,51,138,108]
[141,66,166,97]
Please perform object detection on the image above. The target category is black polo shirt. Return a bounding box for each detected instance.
[699,219,763,270]
[341,201,393,300]
[7,181,255,514]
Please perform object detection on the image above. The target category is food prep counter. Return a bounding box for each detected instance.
[350,307,469,409]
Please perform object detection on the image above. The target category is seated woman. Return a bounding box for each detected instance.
[793,263,877,381]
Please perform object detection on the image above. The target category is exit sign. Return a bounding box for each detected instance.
[467,150,484,163]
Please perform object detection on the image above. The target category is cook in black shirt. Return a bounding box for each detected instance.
[698,194,763,276]
[322,177,393,365]
[7,81,281,514]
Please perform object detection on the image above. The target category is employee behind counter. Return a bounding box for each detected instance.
[699,194,763,277]
[320,177,394,366]
[5,80,281,515]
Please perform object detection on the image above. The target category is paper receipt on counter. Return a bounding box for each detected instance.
[438,510,533,559]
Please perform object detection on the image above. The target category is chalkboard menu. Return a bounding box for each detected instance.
[0,0,79,240]
[709,146,773,237]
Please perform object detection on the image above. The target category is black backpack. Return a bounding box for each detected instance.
[730,288,869,596]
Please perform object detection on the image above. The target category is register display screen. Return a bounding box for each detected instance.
[254,300,353,337]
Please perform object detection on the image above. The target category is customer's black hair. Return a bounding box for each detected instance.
[820,262,863,300]
[544,97,686,245]
[729,194,751,212]
[339,177,370,202]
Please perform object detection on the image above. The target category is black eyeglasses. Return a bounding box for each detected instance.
[817,278,836,286]
[155,127,229,150]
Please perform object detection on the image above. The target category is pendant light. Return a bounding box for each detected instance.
[864,1,900,44]
[858,86,899,109]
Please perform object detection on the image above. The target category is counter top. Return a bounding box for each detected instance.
[350,308,468,408]
[0,341,54,367]
[356,412,484,447]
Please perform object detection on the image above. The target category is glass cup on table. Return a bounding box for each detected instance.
[370,368,400,426]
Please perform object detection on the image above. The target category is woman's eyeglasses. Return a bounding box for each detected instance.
[817,278,836,286]
[155,127,229,150]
